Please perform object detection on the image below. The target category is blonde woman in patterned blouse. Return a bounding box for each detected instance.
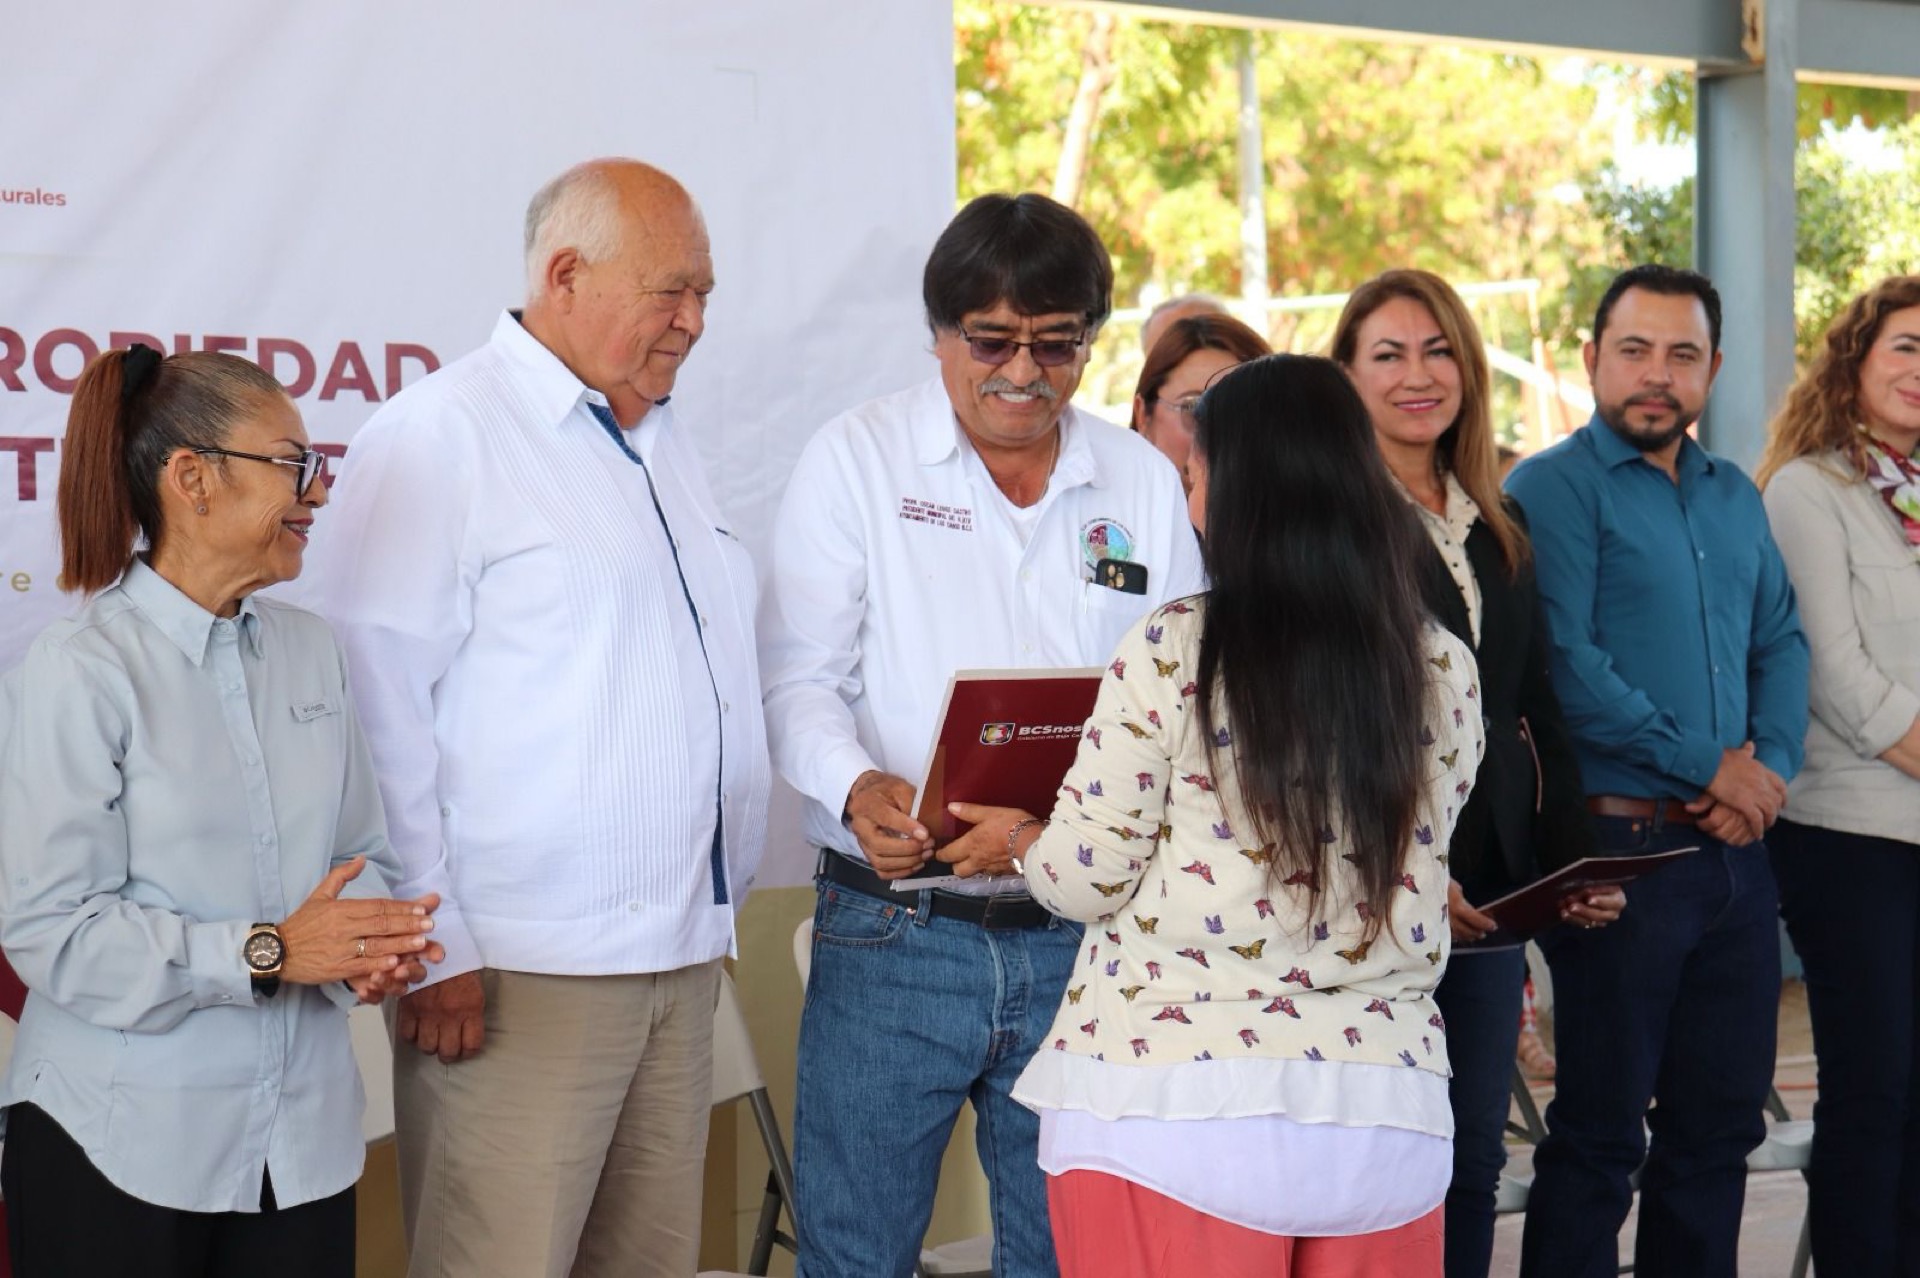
[951,355,1484,1276]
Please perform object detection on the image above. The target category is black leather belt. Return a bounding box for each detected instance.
[817,851,1054,930]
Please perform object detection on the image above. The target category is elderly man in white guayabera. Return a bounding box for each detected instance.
[319,159,770,1278]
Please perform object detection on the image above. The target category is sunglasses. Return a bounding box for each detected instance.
[194,447,325,495]
[957,326,1087,368]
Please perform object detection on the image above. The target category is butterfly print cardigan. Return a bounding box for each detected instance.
[1019,599,1486,1087]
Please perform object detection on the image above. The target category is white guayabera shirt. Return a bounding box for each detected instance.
[317,313,770,981]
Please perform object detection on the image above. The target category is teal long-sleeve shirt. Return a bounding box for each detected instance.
[1505,417,1809,801]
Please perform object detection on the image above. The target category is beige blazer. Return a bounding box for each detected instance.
[1763,451,1920,843]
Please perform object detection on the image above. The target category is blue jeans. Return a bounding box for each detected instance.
[1519,818,1779,1278]
[793,874,1080,1278]
[1433,945,1527,1278]
[1772,818,1920,1278]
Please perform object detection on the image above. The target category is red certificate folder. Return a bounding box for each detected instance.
[910,667,1103,846]
[1476,846,1698,939]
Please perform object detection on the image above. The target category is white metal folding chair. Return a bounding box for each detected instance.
[1749,1088,1813,1278]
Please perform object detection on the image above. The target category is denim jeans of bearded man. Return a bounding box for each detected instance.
[792,864,1081,1278]
[1519,815,1780,1278]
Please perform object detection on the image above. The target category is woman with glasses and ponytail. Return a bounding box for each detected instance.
[0,346,442,1277]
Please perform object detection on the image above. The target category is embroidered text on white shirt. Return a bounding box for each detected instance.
[898,497,974,531]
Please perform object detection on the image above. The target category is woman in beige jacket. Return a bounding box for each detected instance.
[1758,275,1920,1278]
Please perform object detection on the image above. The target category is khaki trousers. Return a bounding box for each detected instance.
[393,961,722,1278]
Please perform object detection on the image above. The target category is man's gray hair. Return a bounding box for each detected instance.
[524,164,625,301]
[1141,292,1230,352]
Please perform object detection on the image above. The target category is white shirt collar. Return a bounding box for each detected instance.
[488,310,674,435]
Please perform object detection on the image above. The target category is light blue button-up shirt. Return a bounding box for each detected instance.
[1506,417,1809,801]
[0,560,399,1212]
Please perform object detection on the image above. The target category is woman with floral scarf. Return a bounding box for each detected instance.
[1758,274,1920,1278]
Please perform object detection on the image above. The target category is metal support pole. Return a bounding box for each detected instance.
[1694,0,1799,467]
[1236,32,1270,305]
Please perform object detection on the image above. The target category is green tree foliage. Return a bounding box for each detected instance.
[1642,70,1911,143]
[956,4,1920,408]
[1591,72,1920,357]
[956,3,1609,321]
[956,2,1621,418]
[1565,167,1694,345]
[1795,125,1920,352]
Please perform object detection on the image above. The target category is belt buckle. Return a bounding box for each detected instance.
[979,892,1022,931]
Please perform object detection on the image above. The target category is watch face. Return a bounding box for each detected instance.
[245,931,284,972]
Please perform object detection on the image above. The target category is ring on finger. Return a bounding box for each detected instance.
[355,937,367,959]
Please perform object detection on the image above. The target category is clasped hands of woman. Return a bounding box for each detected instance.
[280,854,444,1002]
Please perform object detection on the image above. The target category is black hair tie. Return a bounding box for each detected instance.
[121,342,162,404]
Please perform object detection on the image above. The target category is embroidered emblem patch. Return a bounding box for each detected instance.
[1079,518,1135,579]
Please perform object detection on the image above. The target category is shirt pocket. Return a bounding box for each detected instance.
[1078,581,1156,656]
[263,693,350,856]
[1851,543,1920,625]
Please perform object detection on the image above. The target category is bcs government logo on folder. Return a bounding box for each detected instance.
[914,668,1104,845]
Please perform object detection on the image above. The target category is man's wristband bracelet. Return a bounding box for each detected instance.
[1006,817,1048,874]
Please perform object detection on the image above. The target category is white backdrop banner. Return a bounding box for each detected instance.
[1,2,956,887]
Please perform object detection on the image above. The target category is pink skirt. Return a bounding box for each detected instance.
[1047,1169,1444,1278]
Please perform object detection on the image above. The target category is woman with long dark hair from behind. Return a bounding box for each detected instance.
[948,355,1485,1276]
[1331,270,1623,1278]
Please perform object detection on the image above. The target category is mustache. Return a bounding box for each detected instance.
[980,375,1058,400]
[1627,392,1681,411]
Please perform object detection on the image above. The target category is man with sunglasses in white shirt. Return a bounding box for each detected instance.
[760,192,1205,1277]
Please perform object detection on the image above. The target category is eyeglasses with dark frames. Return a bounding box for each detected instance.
[956,327,1088,368]
[194,447,325,495]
